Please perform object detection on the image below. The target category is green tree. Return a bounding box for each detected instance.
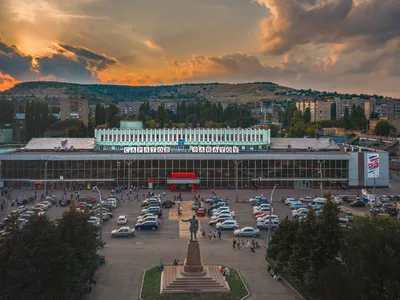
[374,120,397,136]
[268,124,280,137]
[0,99,15,125]
[330,103,336,120]
[50,119,88,137]
[95,104,106,125]
[105,104,120,128]
[303,107,311,123]
[25,100,50,139]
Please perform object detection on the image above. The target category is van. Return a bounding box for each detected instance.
[309,198,326,207]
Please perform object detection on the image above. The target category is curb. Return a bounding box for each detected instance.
[263,258,306,300]
[237,269,251,300]
[138,268,149,300]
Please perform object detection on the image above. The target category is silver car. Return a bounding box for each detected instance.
[215,220,239,230]
[234,227,260,237]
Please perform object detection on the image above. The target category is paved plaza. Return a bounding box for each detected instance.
[2,184,400,300]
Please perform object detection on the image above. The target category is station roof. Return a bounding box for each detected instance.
[270,138,340,151]
[24,138,95,151]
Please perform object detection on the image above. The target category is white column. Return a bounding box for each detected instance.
[242,129,245,142]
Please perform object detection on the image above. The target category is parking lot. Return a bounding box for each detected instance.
[2,183,400,300]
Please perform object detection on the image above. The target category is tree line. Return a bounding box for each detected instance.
[138,101,255,128]
[0,209,103,300]
[267,191,400,300]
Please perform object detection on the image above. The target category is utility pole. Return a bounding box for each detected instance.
[318,159,325,197]
[124,160,134,201]
[233,160,242,202]
[266,184,278,250]
[42,157,50,194]
[116,161,121,187]
[93,186,103,242]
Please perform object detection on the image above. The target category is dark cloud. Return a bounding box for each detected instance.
[0,41,34,79]
[0,40,117,84]
[259,0,400,55]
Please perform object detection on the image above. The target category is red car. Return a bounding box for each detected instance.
[254,212,272,219]
[79,197,95,204]
[196,208,206,217]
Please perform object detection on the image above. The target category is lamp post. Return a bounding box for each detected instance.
[124,160,134,201]
[42,157,50,195]
[93,186,103,242]
[266,184,278,249]
[233,160,242,202]
[318,160,325,197]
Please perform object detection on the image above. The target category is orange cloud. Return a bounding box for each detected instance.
[0,72,19,91]
[144,40,163,51]
[98,71,164,86]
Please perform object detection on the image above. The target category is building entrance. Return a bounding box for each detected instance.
[294,180,311,189]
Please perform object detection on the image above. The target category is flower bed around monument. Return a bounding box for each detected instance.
[140,266,249,300]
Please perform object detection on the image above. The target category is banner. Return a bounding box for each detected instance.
[367,153,379,178]
[123,146,240,154]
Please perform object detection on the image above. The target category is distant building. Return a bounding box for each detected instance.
[335,97,365,120]
[296,100,331,122]
[13,113,26,142]
[60,98,88,126]
[323,127,345,137]
[0,124,13,143]
[119,102,144,116]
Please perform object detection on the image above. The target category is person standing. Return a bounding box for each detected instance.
[208,231,212,240]
[246,240,251,252]
[218,229,222,240]
[232,238,237,249]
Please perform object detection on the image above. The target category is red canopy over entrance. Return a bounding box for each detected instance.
[169,172,197,192]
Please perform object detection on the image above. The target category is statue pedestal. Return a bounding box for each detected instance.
[184,241,203,273]
[160,241,230,294]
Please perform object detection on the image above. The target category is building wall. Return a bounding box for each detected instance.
[0,127,13,143]
[118,102,144,116]
[335,97,365,120]
[296,101,331,122]
[348,151,389,187]
[323,127,345,137]
[60,99,89,126]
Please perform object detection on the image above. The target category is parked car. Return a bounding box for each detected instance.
[212,207,230,214]
[142,201,161,208]
[252,199,269,206]
[40,201,52,208]
[249,196,267,204]
[252,203,270,211]
[289,203,306,210]
[111,227,135,237]
[253,207,272,215]
[215,220,239,230]
[117,215,128,225]
[79,197,96,204]
[234,227,260,237]
[211,202,227,209]
[333,197,342,205]
[299,196,313,203]
[284,198,298,205]
[78,202,93,209]
[258,220,280,230]
[309,198,327,207]
[34,204,48,211]
[17,205,28,213]
[292,208,308,217]
[211,213,233,220]
[0,231,11,242]
[349,200,366,207]
[209,216,233,226]
[369,208,389,217]
[257,214,279,223]
[380,195,390,203]
[0,218,9,229]
[196,208,206,216]
[135,221,159,230]
[213,210,235,218]
[192,201,201,210]
[206,197,222,204]
[95,212,109,221]
[137,216,160,224]
[137,213,156,221]
[162,200,175,208]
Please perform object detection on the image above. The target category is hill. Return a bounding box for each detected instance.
[0,81,296,105]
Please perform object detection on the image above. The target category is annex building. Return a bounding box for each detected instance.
[0,125,389,190]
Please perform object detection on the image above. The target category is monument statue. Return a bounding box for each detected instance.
[181,215,199,241]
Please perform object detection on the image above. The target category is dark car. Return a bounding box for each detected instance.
[252,199,269,206]
[60,199,71,207]
[135,221,159,231]
[0,218,9,229]
[162,200,175,208]
[349,200,366,207]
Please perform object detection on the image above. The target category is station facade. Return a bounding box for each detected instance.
[0,126,390,190]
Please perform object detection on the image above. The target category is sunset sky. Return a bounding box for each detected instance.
[1,0,400,96]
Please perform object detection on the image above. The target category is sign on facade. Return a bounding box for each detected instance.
[367,153,380,178]
[123,146,240,154]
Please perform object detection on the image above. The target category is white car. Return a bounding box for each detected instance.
[211,213,232,220]
[249,196,266,203]
[256,214,279,222]
[284,198,297,205]
[299,196,313,203]
[253,207,273,215]
[333,197,342,204]
[253,203,270,211]
[292,208,308,217]
[212,207,230,214]
[40,201,52,208]
[137,213,156,221]
[212,210,235,217]
[96,212,109,221]
[17,205,28,213]
[215,220,239,230]
[117,215,128,225]
[258,220,280,230]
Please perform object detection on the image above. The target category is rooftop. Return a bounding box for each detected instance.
[270,138,340,151]
[24,138,95,151]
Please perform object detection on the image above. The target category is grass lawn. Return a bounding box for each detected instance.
[140,266,249,300]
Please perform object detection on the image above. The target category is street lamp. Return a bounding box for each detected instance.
[318,160,325,197]
[233,160,242,202]
[42,157,50,195]
[124,160,134,201]
[93,186,103,242]
[266,184,278,249]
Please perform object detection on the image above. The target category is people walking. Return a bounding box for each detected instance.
[233,238,236,248]
[208,231,212,240]
[218,230,222,240]
[246,240,251,252]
